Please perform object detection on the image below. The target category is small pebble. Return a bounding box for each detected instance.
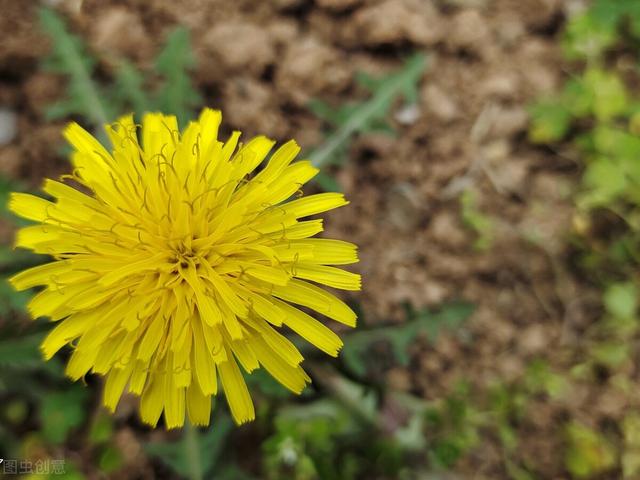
[0,109,17,146]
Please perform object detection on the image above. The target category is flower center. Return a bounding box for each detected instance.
[172,243,201,269]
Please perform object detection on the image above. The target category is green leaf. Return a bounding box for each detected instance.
[154,27,201,128]
[308,53,428,174]
[111,59,151,115]
[561,78,594,118]
[528,100,572,144]
[583,69,628,121]
[460,189,494,251]
[314,171,342,192]
[40,387,88,444]
[342,302,473,377]
[39,7,113,127]
[562,11,618,60]
[89,410,115,445]
[0,276,32,315]
[580,156,628,208]
[524,359,567,399]
[564,422,616,478]
[591,342,630,367]
[604,282,637,319]
[0,331,45,368]
[144,416,233,477]
[246,367,296,399]
[98,445,124,473]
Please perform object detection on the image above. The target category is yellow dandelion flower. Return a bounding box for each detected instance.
[8,109,360,429]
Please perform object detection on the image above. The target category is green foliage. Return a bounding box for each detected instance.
[460,189,494,251]
[144,416,235,479]
[308,54,428,190]
[523,359,567,400]
[154,28,202,127]
[529,6,640,477]
[528,6,640,271]
[341,301,473,378]
[529,69,631,145]
[564,422,617,478]
[39,7,200,131]
[604,282,637,320]
[622,412,640,478]
[40,387,89,445]
[263,389,399,480]
[0,278,31,316]
[88,411,115,445]
[563,0,640,60]
[39,7,113,126]
[0,332,46,369]
[528,100,573,144]
[424,383,482,469]
[98,445,124,474]
[421,370,555,476]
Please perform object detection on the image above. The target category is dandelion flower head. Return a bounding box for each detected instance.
[9,109,360,428]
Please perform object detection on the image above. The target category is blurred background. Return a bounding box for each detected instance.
[1,0,639,478]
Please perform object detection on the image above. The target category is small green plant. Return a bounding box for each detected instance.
[564,422,617,479]
[529,2,640,477]
[39,7,201,131]
[144,417,242,480]
[460,189,494,251]
[341,301,474,378]
[308,54,428,190]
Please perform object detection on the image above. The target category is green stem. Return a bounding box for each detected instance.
[184,420,203,480]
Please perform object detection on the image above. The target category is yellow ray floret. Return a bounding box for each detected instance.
[8,108,360,429]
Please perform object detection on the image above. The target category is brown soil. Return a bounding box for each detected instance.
[0,0,626,478]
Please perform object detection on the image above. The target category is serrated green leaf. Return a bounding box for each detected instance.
[341,302,473,378]
[308,53,428,177]
[154,27,201,128]
[38,7,113,127]
[112,59,151,115]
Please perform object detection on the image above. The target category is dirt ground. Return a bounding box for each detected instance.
[0,0,626,478]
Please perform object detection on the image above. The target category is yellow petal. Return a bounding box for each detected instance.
[248,334,309,394]
[218,349,254,424]
[293,264,361,291]
[41,312,91,360]
[282,192,348,218]
[192,317,218,395]
[272,279,357,327]
[9,261,71,291]
[274,300,343,357]
[302,239,359,265]
[140,373,164,428]
[8,192,54,222]
[186,380,211,426]
[103,362,134,412]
